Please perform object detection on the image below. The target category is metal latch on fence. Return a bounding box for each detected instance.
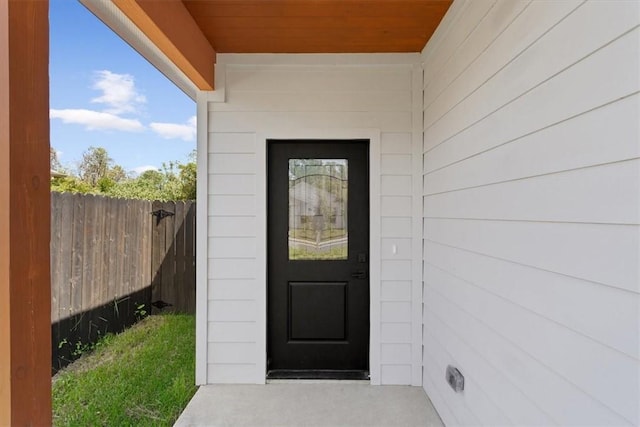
[151,208,174,225]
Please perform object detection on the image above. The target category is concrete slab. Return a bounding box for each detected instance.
[174,383,444,427]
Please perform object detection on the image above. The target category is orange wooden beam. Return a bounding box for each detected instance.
[0,0,52,425]
[113,0,216,90]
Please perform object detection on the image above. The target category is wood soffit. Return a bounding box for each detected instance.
[108,0,451,91]
[182,0,452,54]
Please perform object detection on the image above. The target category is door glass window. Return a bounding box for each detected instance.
[288,159,348,260]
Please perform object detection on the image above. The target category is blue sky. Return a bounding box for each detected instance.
[50,0,196,175]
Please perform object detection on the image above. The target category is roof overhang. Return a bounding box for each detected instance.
[80,0,453,99]
[80,0,216,99]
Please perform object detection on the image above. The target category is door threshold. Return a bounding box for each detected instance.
[266,370,369,380]
[267,379,370,385]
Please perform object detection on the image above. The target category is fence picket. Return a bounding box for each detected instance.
[184,202,196,312]
[58,193,74,322]
[70,194,85,316]
[50,193,196,372]
[174,201,186,312]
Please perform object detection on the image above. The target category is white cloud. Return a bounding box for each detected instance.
[50,109,145,132]
[149,116,196,141]
[132,165,159,175]
[90,70,146,115]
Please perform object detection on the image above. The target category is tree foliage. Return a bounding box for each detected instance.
[50,146,196,201]
[51,176,95,194]
[79,146,115,187]
[50,147,64,172]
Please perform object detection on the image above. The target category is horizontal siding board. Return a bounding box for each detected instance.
[426,263,639,422]
[424,94,640,190]
[381,343,412,364]
[380,365,412,385]
[425,27,640,157]
[208,322,257,343]
[422,0,496,86]
[424,218,639,293]
[425,2,639,145]
[208,111,412,133]
[424,160,640,224]
[380,196,412,217]
[381,301,412,323]
[208,216,256,237]
[225,68,412,92]
[208,279,256,301]
[380,281,411,302]
[381,238,412,260]
[424,285,633,426]
[209,344,258,369]
[380,154,412,175]
[422,344,482,426]
[207,364,257,384]
[423,314,555,426]
[381,175,412,196]
[380,217,412,238]
[209,195,256,216]
[422,324,516,426]
[424,0,582,103]
[424,240,640,358]
[380,132,412,154]
[208,300,257,322]
[423,0,530,110]
[421,358,458,427]
[209,237,257,259]
[213,90,412,112]
[209,259,257,280]
[381,260,412,281]
[209,133,256,153]
[209,174,256,195]
[381,322,412,343]
[209,153,256,174]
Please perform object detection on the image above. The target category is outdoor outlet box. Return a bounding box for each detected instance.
[446,365,464,392]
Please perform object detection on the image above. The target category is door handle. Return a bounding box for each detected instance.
[351,270,367,279]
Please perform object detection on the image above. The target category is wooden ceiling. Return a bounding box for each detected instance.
[182,0,453,53]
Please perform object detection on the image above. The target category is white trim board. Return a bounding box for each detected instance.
[195,91,216,384]
[217,53,420,66]
[256,128,382,385]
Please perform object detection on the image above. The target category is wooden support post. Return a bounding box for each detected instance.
[0,0,52,425]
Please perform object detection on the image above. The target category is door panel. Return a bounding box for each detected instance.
[267,140,369,378]
[290,282,346,340]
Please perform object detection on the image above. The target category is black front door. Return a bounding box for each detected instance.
[267,140,369,379]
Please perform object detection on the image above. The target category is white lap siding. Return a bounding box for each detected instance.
[421,0,639,425]
[207,133,259,383]
[205,54,424,385]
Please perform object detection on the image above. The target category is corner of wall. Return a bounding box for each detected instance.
[195,90,211,385]
[411,63,425,387]
[420,0,468,63]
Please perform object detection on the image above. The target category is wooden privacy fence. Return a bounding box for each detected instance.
[150,200,196,313]
[50,192,195,371]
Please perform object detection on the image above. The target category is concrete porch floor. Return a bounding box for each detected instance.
[174,382,444,427]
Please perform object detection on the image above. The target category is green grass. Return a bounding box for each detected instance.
[290,228,346,241]
[53,314,197,427]
[289,245,348,260]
